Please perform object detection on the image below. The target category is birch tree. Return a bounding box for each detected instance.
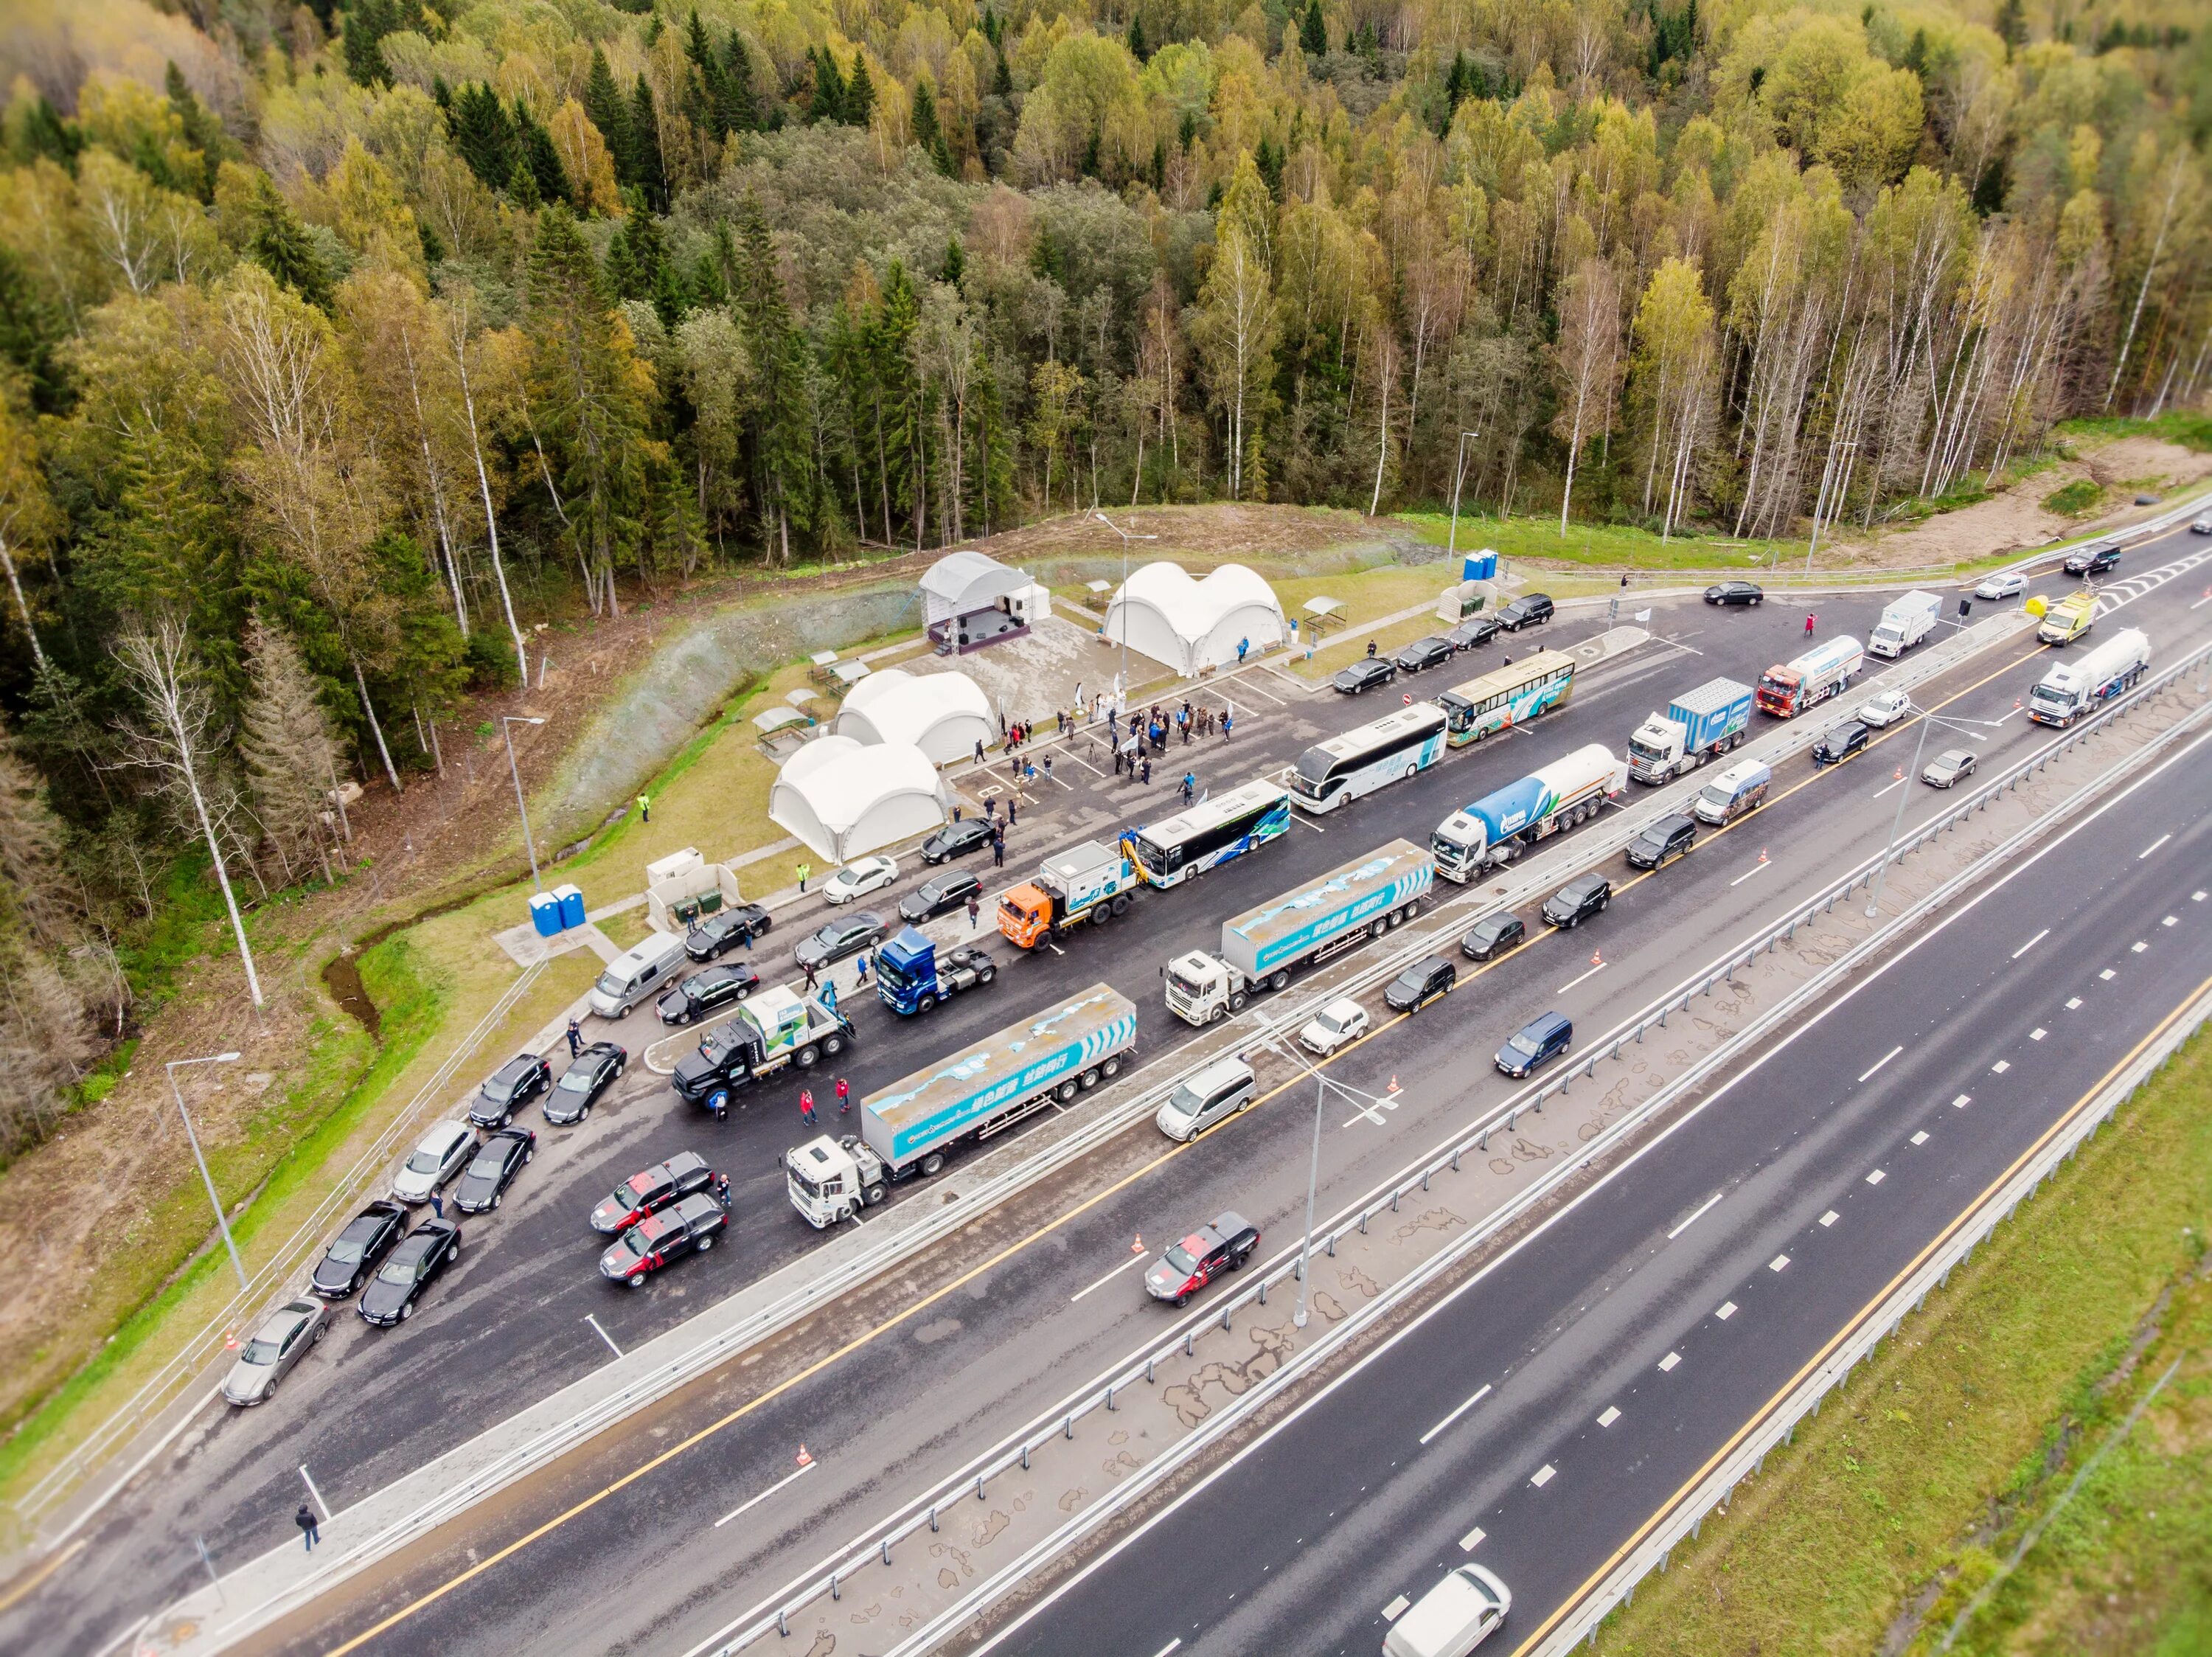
[1192,224,1277,501]
[1552,255,1624,535]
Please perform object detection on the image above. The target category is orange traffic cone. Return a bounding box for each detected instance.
[223,1329,239,1351]
[796,1445,814,1467]
[1130,1234,1144,1255]
[1591,948,1603,967]
[1388,1074,1401,1093]
[1893,767,1903,780]
[1758,847,1770,864]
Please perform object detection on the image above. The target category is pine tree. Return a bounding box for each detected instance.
[1128,15,1150,60]
[629,77,668,209]
[913,77,942,155]
[846,56,877,128]
[238,610,339,885]
[1300,0,1329,56]
[449,83,516,191]
[512,101,573,206]
[942,236,967,286]
[343,0,400,87]
[812,49,848,124]
[719,30,762,133]
[164,62,231,201]
[994,45,1014,96]
[731,194,811,561]
[684,12,731,139]
[245,173,334,308]
[584,48,633,181]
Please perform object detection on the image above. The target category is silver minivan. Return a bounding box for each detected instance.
[1383,1563,1512,1657]
[1155,1056,1257,1142]
[589,929,688,1018]
[1692,758,1771,825]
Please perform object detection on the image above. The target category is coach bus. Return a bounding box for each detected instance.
[1122,781,1293,889]
[1436,649,1576,746]
[1288,702,1450,815]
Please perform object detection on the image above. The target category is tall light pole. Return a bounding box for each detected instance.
[1284,1055,1397,1330]
[1446,431,1481,563]
[1094,512,1157,718]
[1864,701,2003,919]
[169,1052,248,1294]
[501,715,546,891]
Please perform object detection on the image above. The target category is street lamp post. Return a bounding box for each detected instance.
[1446,431,1482,562]
[1864,701,2003,919]
[1094,512,1158,721]
[501,715,547,892]
[1286,1057,1397,1330]
[169,1052,248,1294]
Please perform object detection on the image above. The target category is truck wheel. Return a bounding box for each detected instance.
[1057,1078,1079,1103]
[920,1152,946,1177]
[698,1235,714,1251]
[796,1045,819,1068]
[1228,991,1248,1013]
[1110,894,1131,917]
[918,994,937,1013]
[863,1184,886,1207]
[1091,907,1111,927]
[1080,1066,1101,1089]
[824,1033,846,1057]
[1267,970,1291,993]
[1208,1004,1225,1024]
[1369,919,1387,940]
[1102,1055,1123,1077]
[978,966,996,984]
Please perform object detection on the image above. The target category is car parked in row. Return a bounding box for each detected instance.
[823,855,899,906]
[655,963,759,1025]
[794,911,886,972]
[1385,957,1457,1012]
[470,1053,550,1129]
[1624,814,1697,871]
[1298,996,1371,1056]
[1703,580,1764,607]
[1495,1012,1573,1078]
[1543,873,1611,928]
[591,1150,716,1235]
[1394,636,1455,674]
[223,1299,330,1406]
[1812,720,1871,766]
[392,1122,476,1205]
[1921,747,1978,788]
[358,1217,462,1327]
[900,868,984,925]
[453,1128,535,1215]
[546,1041,625,1125]
[684,903,773,962]
[309,1201,408,1299]
[1460,911,1525,962]
[1446,614,1502,651]
[1854,687,1912,729]
[600,1194,726,1288]
[1496,593,1554,631]
[920,819,995,864]
[1144,1212,1260,1306]
[1332,656,1397,695]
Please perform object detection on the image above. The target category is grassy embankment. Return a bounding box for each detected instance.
[1590,1020,2212,1657]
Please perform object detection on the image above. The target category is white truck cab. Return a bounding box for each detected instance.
[785,1134,888,1227]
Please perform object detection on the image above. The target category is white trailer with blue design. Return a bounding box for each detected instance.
[1430,743,1628,882]
[783,984,1139,1227]
[1164,839,1435,1026]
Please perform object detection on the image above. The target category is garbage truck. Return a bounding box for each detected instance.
[1430,744,1628,882]
[1164,840,1433,1026]
[783,984,1138,1226]
[1625,678,1753,783]
[672,985,855,1117]
[1755,636,1864,718]
[873,926,998,1015]
[997,840,1141,950]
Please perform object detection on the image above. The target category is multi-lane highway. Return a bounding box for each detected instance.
[14,535,2211,1657]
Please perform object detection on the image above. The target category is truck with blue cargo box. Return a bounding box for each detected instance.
[1625,678,1753,783]
[783,984,1138,1226]
[1429,744,1628,882]
[1164,839,1433,1026]
[872,926,998,1015]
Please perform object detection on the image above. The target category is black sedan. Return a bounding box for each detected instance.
[1460,911,1525,962]
[684,904,773,962]
[655,964,759,1025]
[591,1150,714,1235]
[454,1128,535,1215]
[469,1052,550,1129]
[901,869,984,925]
[546,1041,626,1125]
[794,911,886,972]
[1447,615,1501,651]
[1703,580,1764,606]
[358,1217,461,1327]
[920,819,996,864]
[1812,721,1872,766]
[1394,636,1454,673]
[1332,657,1397,695]
[599,1193,727,1287]
[309,1201,408,1299]
[1384,957,1457,1012]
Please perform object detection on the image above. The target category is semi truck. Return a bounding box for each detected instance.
[998,839,1140,950]
[1626,678,1753,783]
[2037,590,2096,645]
[1755,636,1864,718]
[1430,744,1628,882]
[1164,840,1433,1026]
[672,985,856,1116]
[1867,590,1942,659]
[2027,628,2150,726]
[784,984,1138,1226]
[873,926,998,1015]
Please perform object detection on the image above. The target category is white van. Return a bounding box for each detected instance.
[1692,758,1771,825]
[588,929,688,1018]
[1155,1056,1258,1142]
[1383,1563,1512,1657]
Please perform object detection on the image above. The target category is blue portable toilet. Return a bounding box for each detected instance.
[1462,550,1499,582]
[528,892,563,938]
[553,883,586,931]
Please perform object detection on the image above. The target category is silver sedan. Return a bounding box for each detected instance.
[223,1299,330,1406]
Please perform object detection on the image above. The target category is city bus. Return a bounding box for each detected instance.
[1289,702,1450,814]
[1437,650,1576,746]
[1122,781,1293,889]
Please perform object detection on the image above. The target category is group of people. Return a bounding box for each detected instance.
[798,1075,854,1128]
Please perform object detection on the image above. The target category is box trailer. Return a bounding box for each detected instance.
[1625,678,1753,783]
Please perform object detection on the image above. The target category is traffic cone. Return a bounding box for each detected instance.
[796,1445,814,1467]
[1388,1074,1401,1093]
[223,1328,239,1351]
[1131,1234,1144,1255]
[1893,767,1903,780]
[1591,948,1603,967]
[1758,847,1770,864]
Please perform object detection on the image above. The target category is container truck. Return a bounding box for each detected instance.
[873,926,998,1015]
[997,839,1140,950]
[1625,678,1753,783]
[1867,590,1942,659]
[784,985,1138,1226]
[2037,590,2096,645]
[2026,628,2150,726]
[1164,840,1433,1026]
[1429,744,1628,883]
[672,986,856,1117]
[1754,636,1864,718]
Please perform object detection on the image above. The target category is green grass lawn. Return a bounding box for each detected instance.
[1394,510,1809,573]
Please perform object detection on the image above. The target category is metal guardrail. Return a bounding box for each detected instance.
[702,634,2212,1655]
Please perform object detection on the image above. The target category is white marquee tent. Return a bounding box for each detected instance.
[768,736,950,864]
[836,668,992,765]
[1103,562,1285,678]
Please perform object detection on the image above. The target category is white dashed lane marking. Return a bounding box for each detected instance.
[1717,1302,1738,1320]
[1660,1352,1681,1372]
[2030,1027,2047,1041]
[1820,1210,1839,1226]
[2101,969,2118,980]
[1597,1406,1621,1428]
[1460,1526,1486,1552]
[1993,1060,2011,1074]
[1954,1094,1972,1108]
[1867,1168,1886,1185]
[1911,1130,1930,1145]
[1531,1464,1557,1488]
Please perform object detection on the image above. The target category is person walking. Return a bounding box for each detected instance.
[1113,745,1124,776]
[1221,710,1234,740]
[966,894,981,931]
[992,836,1005,869]
[1181,772,1196,804]
[800,1088,817,1128]
[296,1502,321,1553]
[1043,756,1054,785]
[1366,638,1377,658]
[1140,756,1152,784]
[855,952,870,987]
[1804,611,1817,637]
[835,1076,851,1115]
[428,1190,445,1221]
[1007,797,1018,827]
[712,1171,731,1208]
[986,796,998,821]
[1237,636,1250,665]
[974,739,986,765]
[801,959,819,992]
[638,793,650,823]
[566,1018,582,1057]
[797,860,812,892]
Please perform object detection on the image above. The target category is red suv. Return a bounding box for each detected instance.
[1144,1212,1260,1307]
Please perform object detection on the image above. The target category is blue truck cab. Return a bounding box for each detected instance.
[874,926,999,1015]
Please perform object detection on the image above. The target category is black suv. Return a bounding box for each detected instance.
[1543,873,1611,928]
[1394,636,1454,673]
[685,904,773,962]
[1461,911,1526,962]
[600,1193,728,1288]
[901,869,984,924]
[470,1053,551,1129]
[1496,594,1555,631]
[1447,615,1502,651]
[546,1041,626,1125]
[1332,657,1397,695]
[309,1201,408,1299]
[591,1150,715,1235]
[1812,721,1871,766]
[358,1217,461,1327]
[921,819,996,864]
[655,963,759,1025]
[2063,540,2121,577]
[1624,813,1697,870]
[1384,957,1457,1012]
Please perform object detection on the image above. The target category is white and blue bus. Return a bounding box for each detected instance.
[1289,702,1450,814]
[1438,649,1575,746]
[1122,781,1293,889]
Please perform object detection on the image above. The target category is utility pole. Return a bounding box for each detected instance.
[502,715,547,891]
[169,1052,248,1293]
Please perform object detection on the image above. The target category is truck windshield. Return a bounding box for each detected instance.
[787,1165,830,1200]
[1757,670,1795,699]
[1627,736,1669,762]
[2029,686,2071,710]
[1167,964,1209,998]
[875,951,919,990]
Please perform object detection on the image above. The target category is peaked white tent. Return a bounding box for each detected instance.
[837,669,992,765]
[1104,562,1285,677]
[769,736,950,863]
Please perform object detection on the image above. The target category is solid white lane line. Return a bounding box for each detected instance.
[2140,833,2172,858]
[2012,928,2051,959]
[1597,1406,1621,1428]
[583,1314,623,1359]
[1666,1191,1724,1240]
[1557,961,1609,994]
[1069,1254,1147,1304]
[1858,1045,1904,1083]
[1871,775,1908,800]
[1728,860,1770,888]
[1419,1383,1494,1446]
[714,1461,817,1528]
[1531,1464,1557,1488]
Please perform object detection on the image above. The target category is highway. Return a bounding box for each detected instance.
[13,542,2209,1657]
[969,700,2212,1657]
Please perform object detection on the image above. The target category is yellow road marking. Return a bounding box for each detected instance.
[0,1538,83,1617]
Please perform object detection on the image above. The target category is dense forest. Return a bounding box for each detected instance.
[0,0,2206,1153]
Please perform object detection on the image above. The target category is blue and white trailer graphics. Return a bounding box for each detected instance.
[784,984,1138,1226]
[1430,743,1628,882]
[2027,628,2150,726]
[1122,781,1293,888]
[1626,678,1753,783]
[1165,839,1434,1025]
